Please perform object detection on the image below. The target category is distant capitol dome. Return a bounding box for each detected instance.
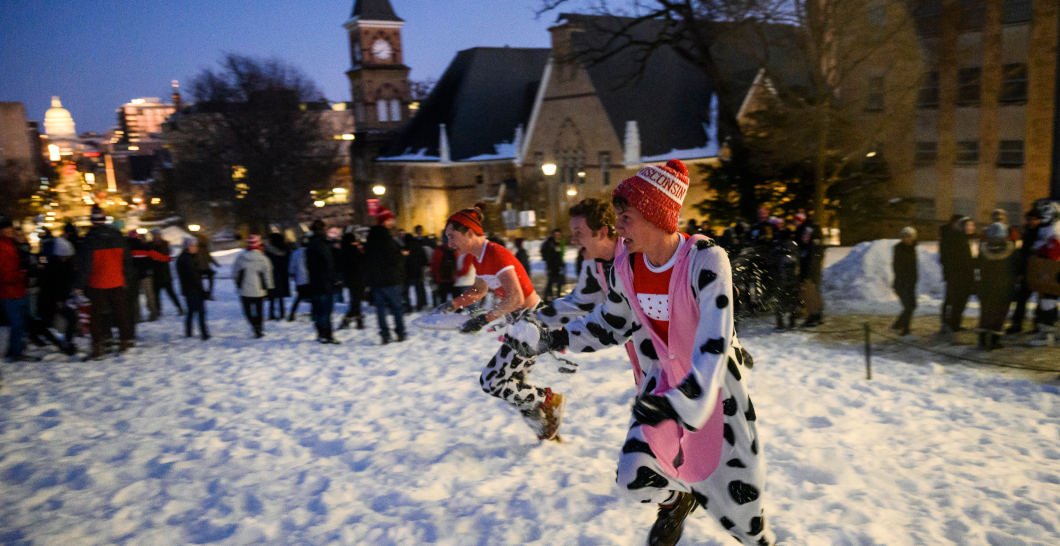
[44,96,76,137]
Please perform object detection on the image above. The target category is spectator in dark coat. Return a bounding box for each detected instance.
[942,217,977,336]
[195,233,220,299]
[36,232,78,354]
[338,230,366,330]
[264,233,291,320]
[176,237,209,340]
[403,225,429,311]
[306,220,340,343]
[364,208,406,344]
[938,214,964,333]
[541,229,565,301]
[892,227,918,337]
[430,234,460,305]
[1007,209,1044,333]
[977,222,1016,350]
[514,238,531,278]
[150,229,183,316]
[77,206,133,358]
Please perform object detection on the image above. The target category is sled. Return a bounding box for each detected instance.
[1027,257,1060,295]
[411,313,472,330]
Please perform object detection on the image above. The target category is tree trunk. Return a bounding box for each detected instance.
[814,104,830,225]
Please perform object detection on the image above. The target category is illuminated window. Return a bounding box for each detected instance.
[376,100,388,122]
[389,99,401,122]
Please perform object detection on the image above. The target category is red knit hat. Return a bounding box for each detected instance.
[612,159,690,233]
[246,234,263,251]
[446,203,486,236]
[376,207,395,225]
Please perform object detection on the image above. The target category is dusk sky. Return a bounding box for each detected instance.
[0,0,564,134]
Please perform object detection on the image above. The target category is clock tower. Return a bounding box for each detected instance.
[344,0,410,131]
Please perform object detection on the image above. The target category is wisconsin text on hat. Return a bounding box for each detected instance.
[637,166,688,203]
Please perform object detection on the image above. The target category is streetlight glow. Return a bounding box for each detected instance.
[341,134,355,140]
[48,145,60,162]
[85,173,95,184]
[566,187,577,197]
[314,200,326,207]
[188,224,201,232]
[372,185,386,196]
[333,187,347,194]
[866,151,877,158]
[541,163,557,176]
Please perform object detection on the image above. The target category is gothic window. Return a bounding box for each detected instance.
[376,100,389,122]
[389,99,401,122]
[600,152,611,186]
[355,102,366,123]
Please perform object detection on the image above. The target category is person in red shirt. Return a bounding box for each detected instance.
[437,202,565,440]
[1,215,32,362]
[76,206,133,359]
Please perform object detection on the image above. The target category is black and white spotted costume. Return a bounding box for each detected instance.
[559,239,774,546]
[478,259,610,408]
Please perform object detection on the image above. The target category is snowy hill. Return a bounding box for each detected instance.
[822,239,947,315]
[1,282,1058,544]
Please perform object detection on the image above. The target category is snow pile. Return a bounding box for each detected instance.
[822,239,946,315]
[158,226,192,254]
[1,283,1059,544]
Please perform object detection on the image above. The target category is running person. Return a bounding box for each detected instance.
[438,202,565,440]
[509,160,774,546]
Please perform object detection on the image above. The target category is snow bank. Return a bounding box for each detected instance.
[822,239,946,315]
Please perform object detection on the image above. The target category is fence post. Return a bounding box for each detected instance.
[864,322,872,380]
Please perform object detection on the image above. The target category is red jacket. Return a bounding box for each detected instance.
[0,236,28,299]
[77,225,131,290]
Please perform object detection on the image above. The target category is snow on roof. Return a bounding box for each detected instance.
[377,148,442,162]
[460,142,516,162]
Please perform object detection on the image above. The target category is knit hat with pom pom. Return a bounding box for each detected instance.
[612,158,690,233]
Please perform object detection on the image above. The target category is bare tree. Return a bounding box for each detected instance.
[165,54,343,233]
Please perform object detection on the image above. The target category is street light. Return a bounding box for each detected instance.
[541,163,557,176]
[372,185,386,196]
[85,173,95,184]
[188,224,201,232]
[314,200,326,208]
[566,187,577,197]
[48,145,60,162]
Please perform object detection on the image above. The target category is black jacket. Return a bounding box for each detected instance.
[364,225,405,288]
[341,233,365,289]
[151,239,173,285]
[176,251,205,297]
[541,237,563,275]
[264,243,291,298]
[305,232,337,297]
[892,241,918,294]
[403,234,427,278]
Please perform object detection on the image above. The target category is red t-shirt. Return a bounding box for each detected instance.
[469,241,535,300]
[632,234,688,343]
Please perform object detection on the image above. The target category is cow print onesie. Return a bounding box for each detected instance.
[479,259,610,407]
[560,240,775,546]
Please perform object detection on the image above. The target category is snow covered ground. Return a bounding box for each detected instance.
[2,277,1060,545]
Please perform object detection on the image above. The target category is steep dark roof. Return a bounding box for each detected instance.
[383,47,550,162]
[351,0,402,22]
[562,14,807,158]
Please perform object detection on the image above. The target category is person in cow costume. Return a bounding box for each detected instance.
[509,159,773,546]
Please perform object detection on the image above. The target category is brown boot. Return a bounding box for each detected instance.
[647,492,698,546]
[537,389,565,441]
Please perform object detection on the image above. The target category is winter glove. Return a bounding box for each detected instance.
[632,394,681,427]
[507,319,569,357]
[431,301,456,315]
[459,313,490,334]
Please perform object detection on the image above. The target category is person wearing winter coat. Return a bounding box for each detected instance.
[541,230,565,301]
[513,238,531,279]
[938,214,965,333]
[508,160,774,546]
[977,222,1016,350]
[36,232,78,355]
[264,233,291,320]
[305,220,340,343]
[149,229,183,316]
[768,229,801,330]
[176,237,209,340]
[194,233,220,300]
[403,225,430,311]
[127,232,157,323]
[1008,208,1044,333]
[77,206,133,358]
[1030,201,1060,341]
[429,236,460,305]
[941,217,977,336]
[286,238,310,321]
[232,235,273,338]
[364,208,406,344]
[338,230,366,330]
[0,215,31,362]
[892,227,918,337]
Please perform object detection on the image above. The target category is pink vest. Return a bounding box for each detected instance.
[615,236,725,483]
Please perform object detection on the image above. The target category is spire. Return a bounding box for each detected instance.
[171,80,182,111]
[439,124,451,164]
[623,120,640,165]
[350,0,403,22]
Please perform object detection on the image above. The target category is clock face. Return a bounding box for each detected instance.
[372,39,393,61]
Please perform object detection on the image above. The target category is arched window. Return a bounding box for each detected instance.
[376,100,388,122]
[389,99,401,122]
